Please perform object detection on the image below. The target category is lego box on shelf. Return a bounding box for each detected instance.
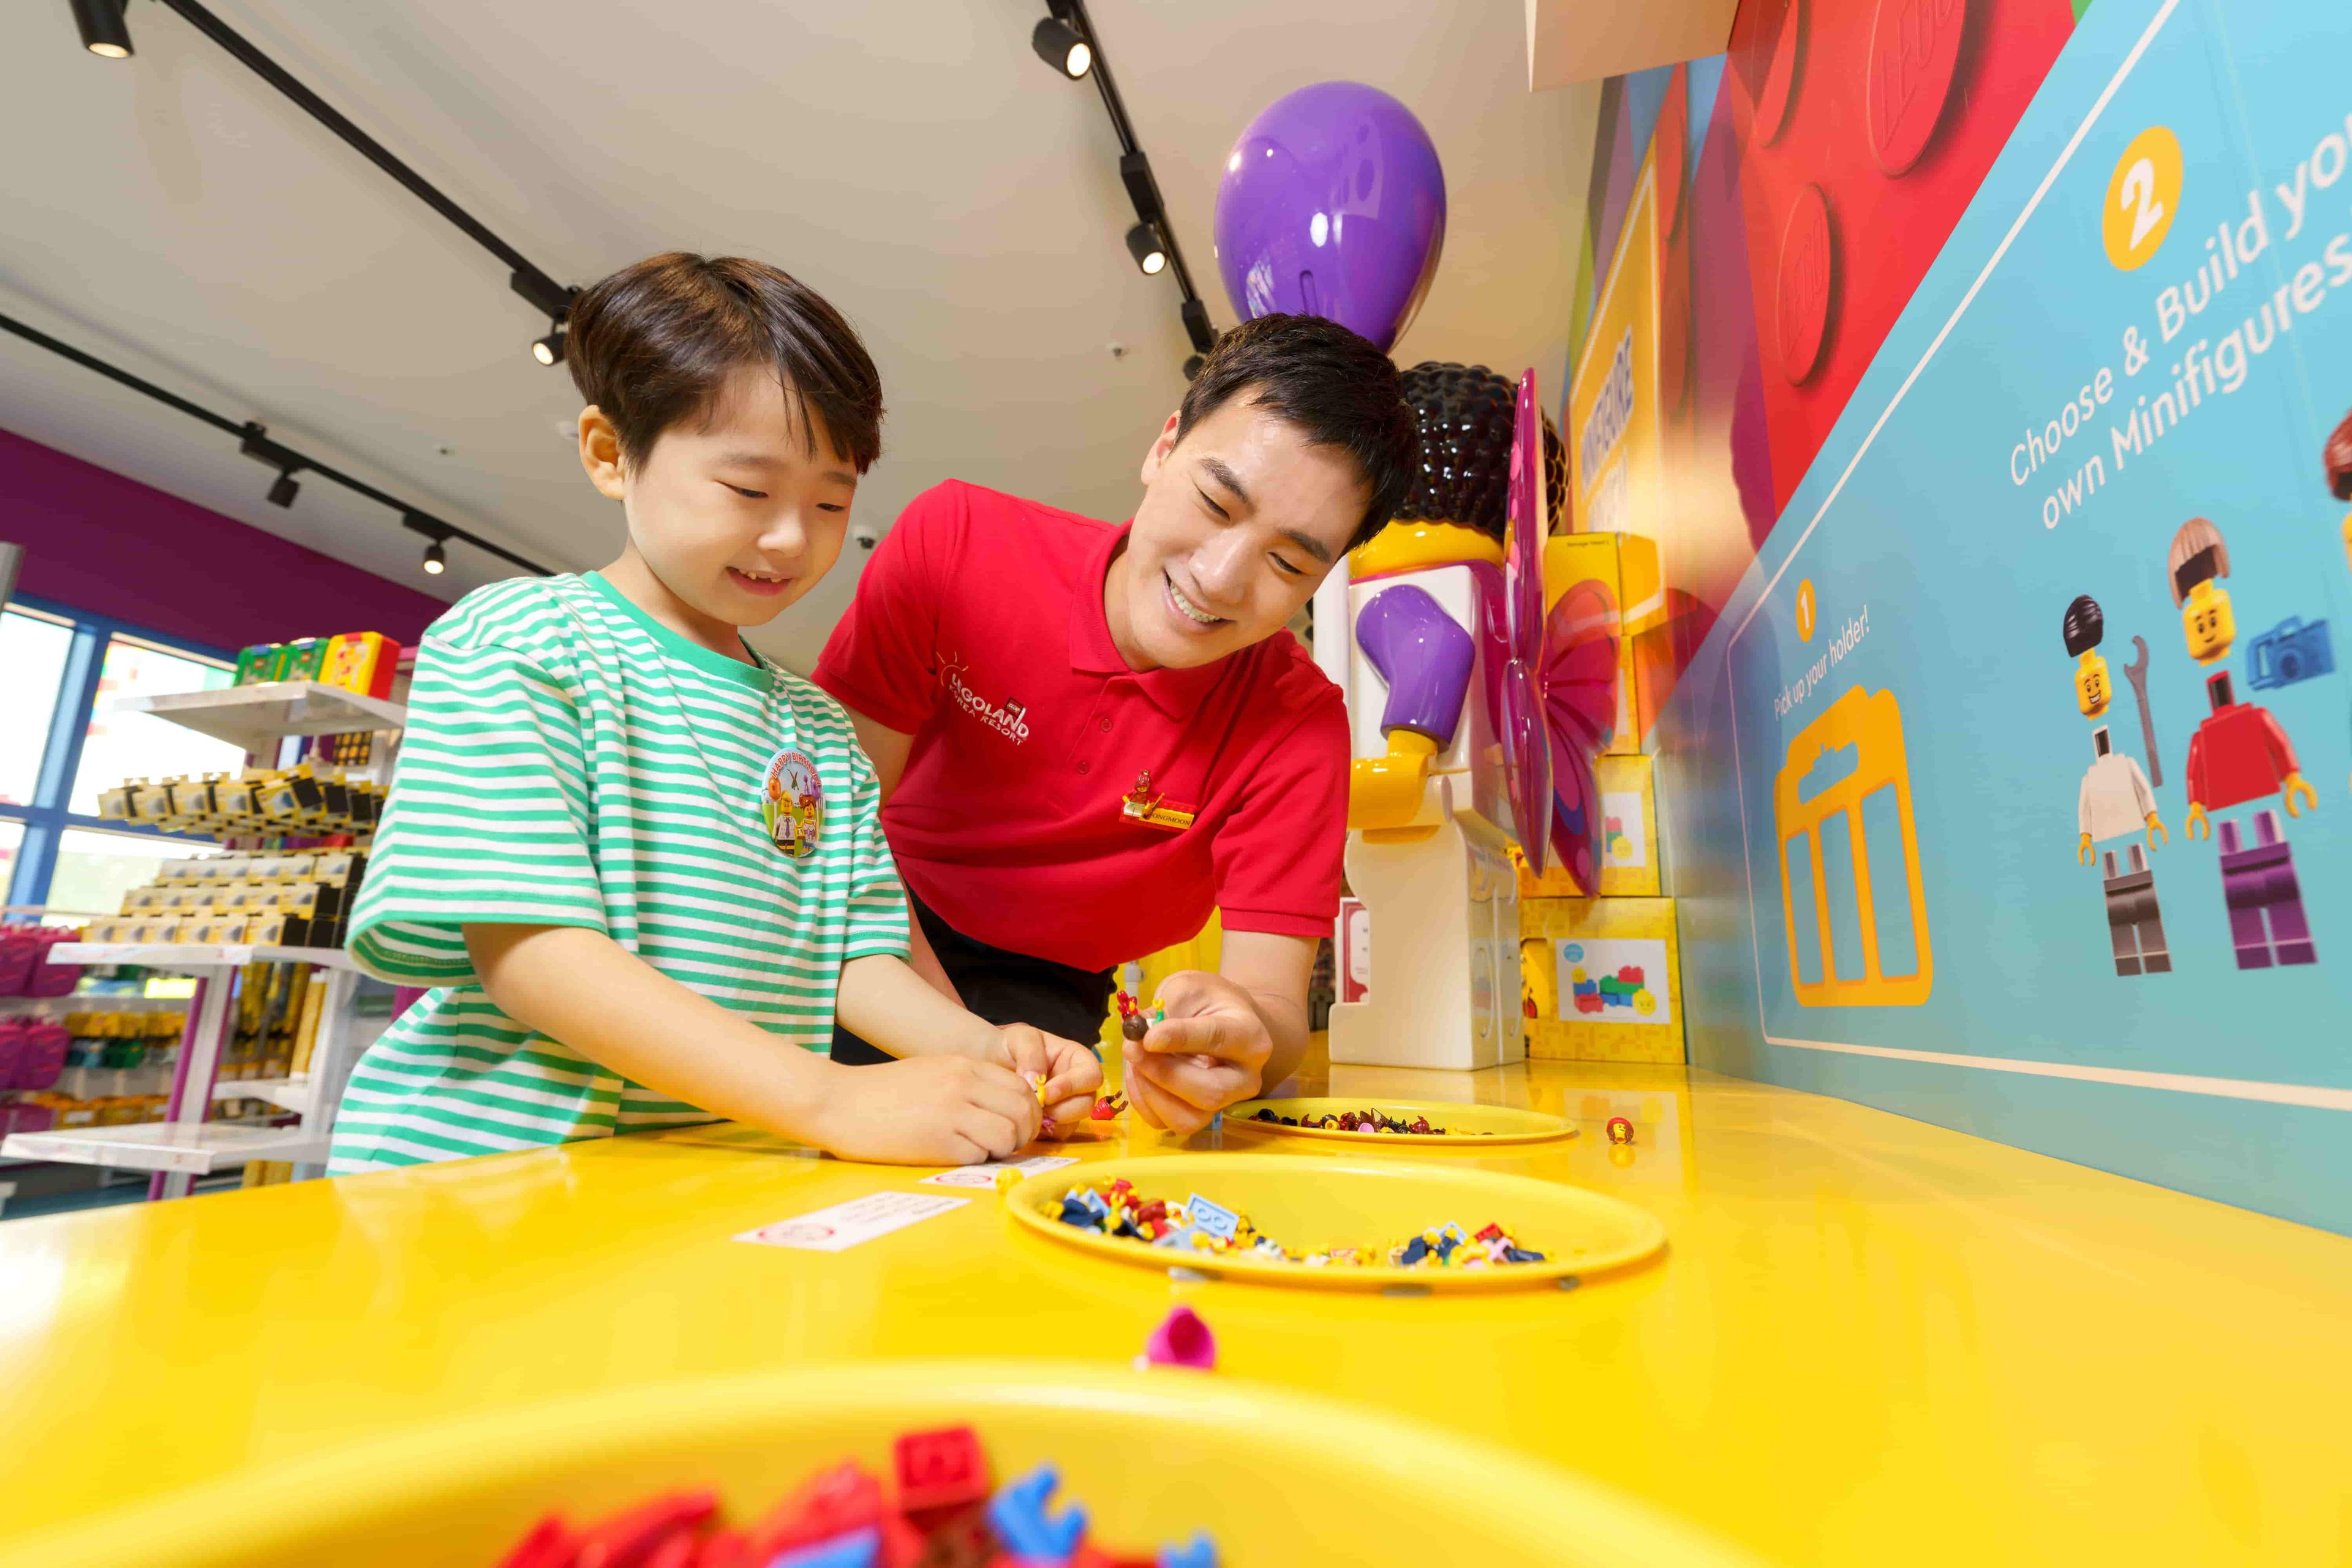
[1543,532,1643,755]
[1520,753,1660,899]
[1520,896,1684,1064]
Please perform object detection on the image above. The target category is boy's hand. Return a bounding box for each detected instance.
[1121,970,1271,1135]
[989,1023,1105,1130]
[812,1056,1039,1165]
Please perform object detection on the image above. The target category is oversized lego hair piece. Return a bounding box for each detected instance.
[2061,594,2104,657]
[2166,516,2229,605]
[2327,407,2352,501]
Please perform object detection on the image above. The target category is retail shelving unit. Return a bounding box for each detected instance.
[0,682,402,1197]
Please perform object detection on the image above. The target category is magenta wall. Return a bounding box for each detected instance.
[0,427,445,650]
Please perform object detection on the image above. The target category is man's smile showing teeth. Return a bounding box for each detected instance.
[1165,573,1227,628]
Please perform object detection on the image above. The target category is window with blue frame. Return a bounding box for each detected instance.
[1,599,240,920]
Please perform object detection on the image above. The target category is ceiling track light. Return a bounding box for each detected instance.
[266,469,301,508]
[1125,222,1167,276]
[69,0,133,58]
[532,321,567,366]
[404,511,456,576]
[1031,15,1091,79]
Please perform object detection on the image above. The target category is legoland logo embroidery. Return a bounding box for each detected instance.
[943,659,1030,745]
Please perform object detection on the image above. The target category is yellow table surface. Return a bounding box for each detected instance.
[2,1054,2348,1566]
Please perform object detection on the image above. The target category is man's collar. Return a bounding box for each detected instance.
[1071,521,1228,718]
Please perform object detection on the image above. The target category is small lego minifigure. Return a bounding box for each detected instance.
[2326,408,2352,791]
[2167,518,2319,968]
[2064,598,2171,977]
[1605,1116,1635,1145]
[2062,594,2111,717]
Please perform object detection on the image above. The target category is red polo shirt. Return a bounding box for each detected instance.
[813,480,1347,972]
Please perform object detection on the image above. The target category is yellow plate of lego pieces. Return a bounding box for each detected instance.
[1007,1153,1664,1292]
[1231,1096,1575,1147]
[11,1362,1758,1568]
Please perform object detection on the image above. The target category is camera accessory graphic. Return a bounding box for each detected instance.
[1772,687,1933,1007]
[2245,616,2334,692]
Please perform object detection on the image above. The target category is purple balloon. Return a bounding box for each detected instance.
[1213,81,1446,352]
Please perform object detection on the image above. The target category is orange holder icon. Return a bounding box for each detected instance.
[1772,687,1934,1007]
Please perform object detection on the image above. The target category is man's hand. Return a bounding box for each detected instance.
[811,1055,1039,1165]
[1122,969,1273,1135]
[987,1023,1104,1130]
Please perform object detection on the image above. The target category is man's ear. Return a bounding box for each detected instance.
[1137,410,1182,486]
[579,407,628,500]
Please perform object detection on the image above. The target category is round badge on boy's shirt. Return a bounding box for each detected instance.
[761,748,826,858]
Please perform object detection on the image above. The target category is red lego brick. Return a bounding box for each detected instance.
[692,1529,753,1568]
[895,1427,990,1520]
[748,1461,888,1558]
[570,1490,718,1568]
[494,1514,578,1568]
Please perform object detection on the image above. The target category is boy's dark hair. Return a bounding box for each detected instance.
[567,252,884,473]
[1173,314,1415,549]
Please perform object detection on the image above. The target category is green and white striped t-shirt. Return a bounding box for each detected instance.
[327,571,908,1172]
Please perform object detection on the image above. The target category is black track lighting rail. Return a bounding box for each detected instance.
[0,307,554,578]
[1044,0,1218,371]
[83,0,578,342]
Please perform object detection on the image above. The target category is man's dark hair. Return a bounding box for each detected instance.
[567,252,884,473]
[1173,314,1415,549]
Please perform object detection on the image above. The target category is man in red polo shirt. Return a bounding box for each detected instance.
[815,315,1414,1133]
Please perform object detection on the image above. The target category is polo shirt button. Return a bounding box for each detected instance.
[1077,761,1091,774]
[1099,717,1111,732]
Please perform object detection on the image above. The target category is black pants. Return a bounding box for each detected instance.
[831,888,1115,1063]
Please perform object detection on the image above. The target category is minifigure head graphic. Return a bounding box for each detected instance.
[2326,407,2352,571]
[2062,594,2110,717]
[2168,517,2235,665]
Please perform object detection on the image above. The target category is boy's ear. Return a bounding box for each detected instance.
[1137,410,1182,487]
[579,407,628,500]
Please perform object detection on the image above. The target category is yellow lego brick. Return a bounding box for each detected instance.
[1518,896,1683,1064]
[1542,532,1643,755]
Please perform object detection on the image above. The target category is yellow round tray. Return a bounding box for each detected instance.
[1232,1096,1576,1147]
[1008,1153,1665,1291]
[1,1362,1758,1568]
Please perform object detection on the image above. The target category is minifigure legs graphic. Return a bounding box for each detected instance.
[2101,845,2170,978]
[2217,810,2316,968]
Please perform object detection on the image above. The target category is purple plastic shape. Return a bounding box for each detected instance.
[1213,81,1447,351]
[1358,584,1474,745]
[1139,1304,1218,1371]
[1502,369,1552,872]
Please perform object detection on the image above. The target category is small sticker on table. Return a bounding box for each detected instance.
[921,1154,1078,1189]
[734,1190,969,1252]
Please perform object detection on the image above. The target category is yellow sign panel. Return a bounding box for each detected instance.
[1566,151,1665,637]
[1773,687,1934,1008]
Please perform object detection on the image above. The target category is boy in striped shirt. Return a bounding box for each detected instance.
[329,254,1099,1172]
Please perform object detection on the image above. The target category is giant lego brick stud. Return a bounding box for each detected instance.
[2167,518,2320,969]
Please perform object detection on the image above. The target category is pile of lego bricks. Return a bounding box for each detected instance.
[1050,1180,1547,1270]
[1245,1107,1488,1136]
[492,1424,1215,1567]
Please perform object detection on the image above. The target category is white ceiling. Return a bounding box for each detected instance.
[0,0,1595,671]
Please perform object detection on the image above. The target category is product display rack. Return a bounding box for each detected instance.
[0,682,400,1198]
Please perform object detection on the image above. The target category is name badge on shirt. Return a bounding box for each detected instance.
[1120,770,1196,834]
[761,748,826,859]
